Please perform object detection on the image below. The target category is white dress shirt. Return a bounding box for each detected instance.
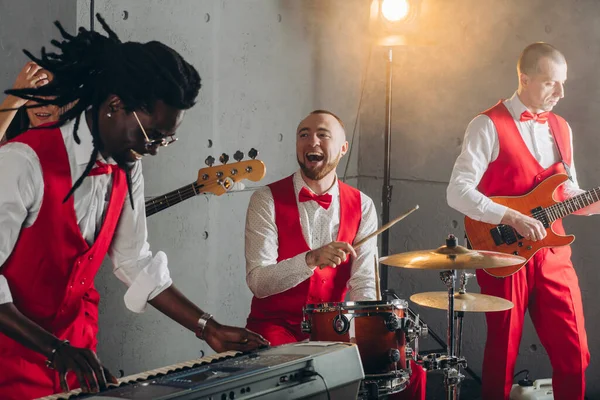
[447,92,584,225]
[0,117,172,312]
[245,171,377,301]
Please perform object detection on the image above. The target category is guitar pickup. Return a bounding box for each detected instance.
[490,224,518,246]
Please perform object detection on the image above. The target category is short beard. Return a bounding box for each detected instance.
[297,153,342,181]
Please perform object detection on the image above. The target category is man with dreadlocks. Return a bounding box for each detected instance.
[0,15,268,399]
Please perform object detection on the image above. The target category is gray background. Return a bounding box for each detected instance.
[1,0,599,398]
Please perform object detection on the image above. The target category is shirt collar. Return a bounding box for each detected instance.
[293,170,339,200]
[505,91,530,121]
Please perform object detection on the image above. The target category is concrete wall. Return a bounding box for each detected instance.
[76,0,368,378]
[358,0,600,397]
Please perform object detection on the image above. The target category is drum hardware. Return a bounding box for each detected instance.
[333,313,350,334]
[303,300,421,399]
[301,319,311,333]
[360,370,411,400]
[383,234,522,400]
[388,287,483,385]
[388,348,401,363]
[404,346,414,369]
[385,313,400,331]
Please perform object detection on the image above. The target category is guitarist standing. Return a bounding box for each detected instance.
[447,43,598,400]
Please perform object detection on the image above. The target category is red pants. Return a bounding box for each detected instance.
[476,246,589,400]
[247,319,427,400]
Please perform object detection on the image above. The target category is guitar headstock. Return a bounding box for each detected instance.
[197,148,266,196]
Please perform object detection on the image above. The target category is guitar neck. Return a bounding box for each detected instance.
[145,182,203,217]
[545,186,600,222]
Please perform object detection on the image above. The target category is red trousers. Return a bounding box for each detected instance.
[476,246,589,400]
[246,319,427,400]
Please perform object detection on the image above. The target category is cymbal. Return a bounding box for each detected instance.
[379,244,526,270]
[410,291,514,313]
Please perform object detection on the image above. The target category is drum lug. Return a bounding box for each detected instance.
[332,314,350,334]
[301,319,311,333]
[385,314,400,331]
[388,348,401,363]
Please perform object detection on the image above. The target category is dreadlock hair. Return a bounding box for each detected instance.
[4,14,201,208]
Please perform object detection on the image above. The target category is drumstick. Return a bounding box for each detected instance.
[374,253,381,301]
[354,205,419,248]
[317,205,419,270]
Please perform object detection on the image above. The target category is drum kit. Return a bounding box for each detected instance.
[302,233,526,400]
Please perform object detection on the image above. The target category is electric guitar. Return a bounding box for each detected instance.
[464,173,600,277]
[145,150,265,217]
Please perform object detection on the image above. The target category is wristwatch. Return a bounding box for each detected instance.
[195,313,213,340]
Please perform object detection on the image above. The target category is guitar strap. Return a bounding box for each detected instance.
[547,113,573,182]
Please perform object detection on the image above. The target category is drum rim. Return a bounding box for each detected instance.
[304,299,408,312]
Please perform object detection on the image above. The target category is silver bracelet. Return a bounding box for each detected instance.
[196,313,213,340]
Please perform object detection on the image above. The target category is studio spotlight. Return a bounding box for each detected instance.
[381,0,410,22]
[370,0,422,45]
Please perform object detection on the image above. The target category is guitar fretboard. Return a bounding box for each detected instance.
[539,186,600,222]
[145,182,204,217]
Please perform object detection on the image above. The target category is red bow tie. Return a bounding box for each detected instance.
[88,160,114,176]
[299,187,332,210]
[520,110,549,124]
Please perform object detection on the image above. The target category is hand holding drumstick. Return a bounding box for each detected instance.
[307,205,419,270]
[306,242,357,270]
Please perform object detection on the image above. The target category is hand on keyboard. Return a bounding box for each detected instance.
[50,344,118,394]
[203,319,269,353]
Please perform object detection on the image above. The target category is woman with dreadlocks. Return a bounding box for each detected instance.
[0,14,268,399]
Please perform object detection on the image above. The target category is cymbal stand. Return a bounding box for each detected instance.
[438,269,467,400]
[454,272,474,363]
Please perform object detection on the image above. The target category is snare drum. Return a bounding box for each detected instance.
[302,300,413,395]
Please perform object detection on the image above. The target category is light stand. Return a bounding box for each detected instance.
[380,46,394,292]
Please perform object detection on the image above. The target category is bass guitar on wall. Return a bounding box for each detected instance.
[145,148,265,217]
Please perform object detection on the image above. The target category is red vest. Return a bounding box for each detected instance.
[0,127,127,398]
[247,175,362,325]
[478,101,572,235]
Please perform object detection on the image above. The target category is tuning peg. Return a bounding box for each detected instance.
[205,155,215,167]
[219,153,229,164]
[234,150,244,162]
[248,148,259,159]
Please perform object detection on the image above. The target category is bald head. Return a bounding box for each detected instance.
[517,42,566,76]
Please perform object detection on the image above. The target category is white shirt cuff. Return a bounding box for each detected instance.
[123,251,173,313]
[0,276,13,304]
[484,202,509,225]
